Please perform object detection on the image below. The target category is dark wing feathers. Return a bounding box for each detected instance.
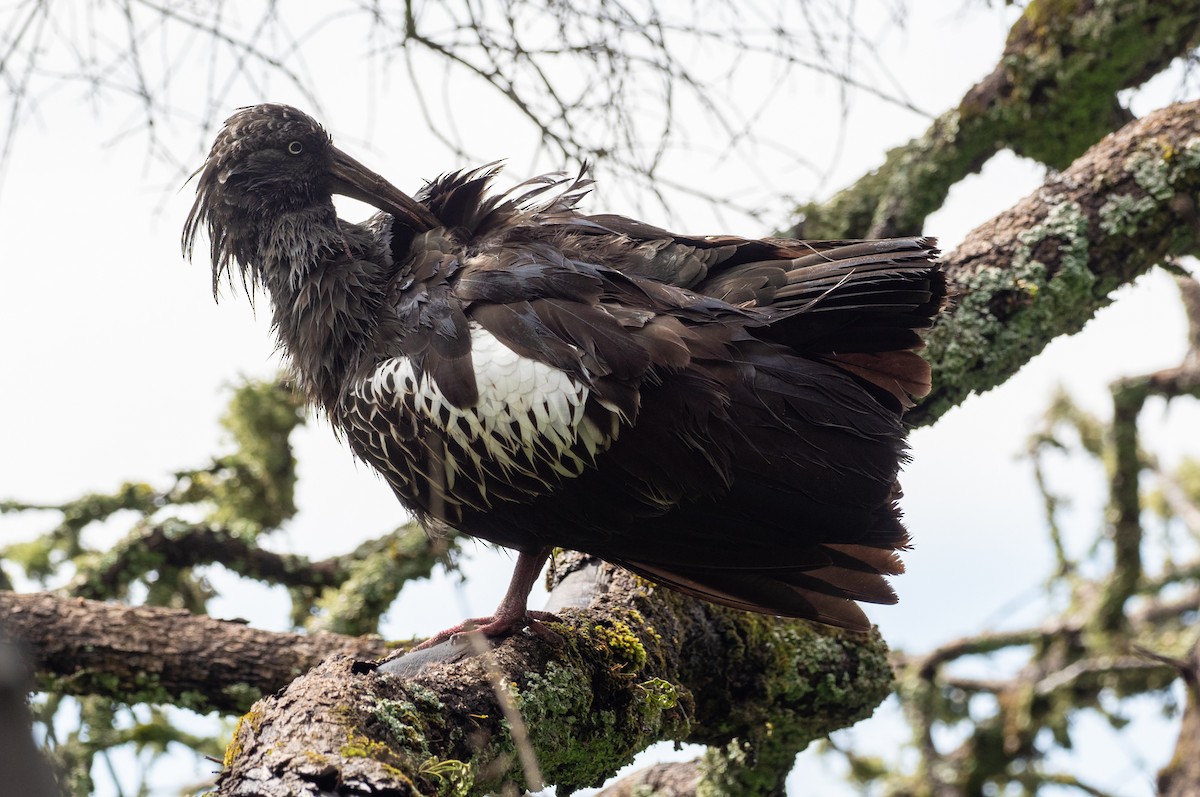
[563,211,944,413]
[467,302,587,377]
[368,166,944,630]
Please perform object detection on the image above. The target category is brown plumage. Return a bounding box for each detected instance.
[183,104,946,640]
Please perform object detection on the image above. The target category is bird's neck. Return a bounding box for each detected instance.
[258,207,386,411]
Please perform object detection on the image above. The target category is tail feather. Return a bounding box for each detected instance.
[618,559,876,631]
[732,238,947,410]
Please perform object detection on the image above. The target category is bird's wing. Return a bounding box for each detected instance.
[558,218,945,409]
[346,169,943,629]
[444,228,943,629]
[340,228,719,525]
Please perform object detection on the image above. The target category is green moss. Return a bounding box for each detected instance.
[339,731,418,786]
[371,697,427,747]
[1129,135,1200,201]
[309,522,449,635]
[735,614,893,725]
[223,714,247,769]
[591,619,648,671]
[1148,457,1200,520]
[506,661,620,791]
[219,682,263,710]
[36,667,235,716]
[923,200,1100,416]
[1011,0,1085,37]
[340,730,418,784]
[223,708,264,769]
[913,126,1200,427]
[418,756,474,797]
[330,686,473,794]
[636,678,678,712]
[1098,193,1157,236]
[194,379,306,534]
[340,731,390,759]
[3,482,161,581]
[488,654,688,794]
[365,685,446,756]
[998,0,1174,168]
[685,615,894,795]
[795,163,896,238]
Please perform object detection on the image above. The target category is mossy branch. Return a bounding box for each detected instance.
[879,279,1200,794]
[1096,377,1147,632]
[1097,274,1200,630]
[912,99,1200,426]
[211,557,893,796]
[305,525,458,636]
[795,0,1200,239]
[0,591,389,715]
[66,518,455,630]
[1156,637,1200,797]
[70,521,344,601]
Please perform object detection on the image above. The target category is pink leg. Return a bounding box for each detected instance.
[412,547,558,650]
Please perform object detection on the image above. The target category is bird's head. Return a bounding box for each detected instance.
[183,103,438,296]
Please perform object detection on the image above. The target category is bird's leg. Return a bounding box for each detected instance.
[411,546,560,651]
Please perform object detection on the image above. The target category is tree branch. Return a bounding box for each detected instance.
[72,522,345,600]
[1156,637,1200,797]
[1097,376,1147,631]
[210,556,893,796]
[595,759,701,797]
[0,591,389,715]
[796,0,1200,239]
[913,99,1200,426]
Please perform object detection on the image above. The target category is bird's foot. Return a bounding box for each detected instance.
[410,609,562,652]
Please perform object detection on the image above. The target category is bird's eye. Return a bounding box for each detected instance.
[287,141,304,155]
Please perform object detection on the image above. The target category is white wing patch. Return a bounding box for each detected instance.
[349,324,617,509]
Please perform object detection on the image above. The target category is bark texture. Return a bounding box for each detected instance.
[211,557,892,796]
[1158,639,1200,797]
[0,591,389,715]
[913,99,1200,425]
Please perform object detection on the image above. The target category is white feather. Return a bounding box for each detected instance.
[351,324,618,495]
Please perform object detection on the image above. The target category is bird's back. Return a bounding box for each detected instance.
[339,166,946,630]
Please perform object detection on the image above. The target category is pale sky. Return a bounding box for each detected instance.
[1,2,1196,794]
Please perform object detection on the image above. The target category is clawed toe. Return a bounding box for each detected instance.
[410,610,563,651]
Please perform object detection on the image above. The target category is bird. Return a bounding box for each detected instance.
[183,103,946,644]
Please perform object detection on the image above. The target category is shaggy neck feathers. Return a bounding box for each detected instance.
[254,205,387,411]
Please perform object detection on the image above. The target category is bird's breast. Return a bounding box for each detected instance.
[342,324,619,516]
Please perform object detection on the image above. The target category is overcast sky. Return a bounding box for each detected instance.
[1,1,1197,794]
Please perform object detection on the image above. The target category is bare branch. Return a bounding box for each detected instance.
[0,591,389,715]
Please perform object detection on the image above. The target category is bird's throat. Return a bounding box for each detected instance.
[259,209,384,411]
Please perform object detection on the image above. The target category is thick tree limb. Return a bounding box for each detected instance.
[595,760,701,797]
[796,0,1200,239]
[211,556,892,796]
[0,591,389,715]
[1156,637,1200,797]
[913,99,1200,425]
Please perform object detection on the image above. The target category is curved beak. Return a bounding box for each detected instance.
[328,147,439,231]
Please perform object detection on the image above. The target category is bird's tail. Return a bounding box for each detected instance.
[740,237,947,411]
